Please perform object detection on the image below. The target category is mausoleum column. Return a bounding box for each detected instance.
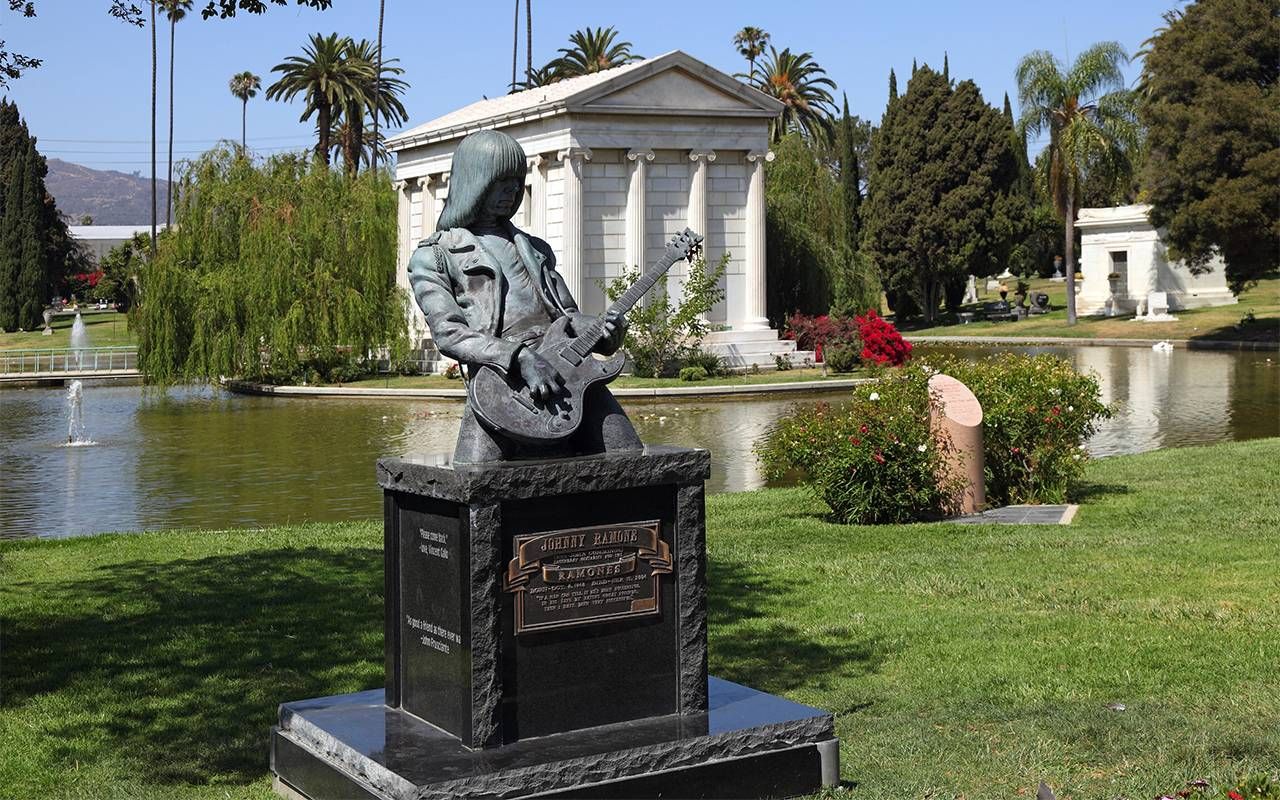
[687,150,715,246]
[557,147,592,302]
[394,179,411,268]
[626,148,655,273]
[741,150,774,331]
[418,174,439,239]
[528,154,547,238]
[683,150,716,306]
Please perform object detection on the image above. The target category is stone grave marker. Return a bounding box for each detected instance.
[929,374,986,514]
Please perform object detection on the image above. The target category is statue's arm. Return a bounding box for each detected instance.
[408,244,520,373]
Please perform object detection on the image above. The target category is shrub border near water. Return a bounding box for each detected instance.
[759,352,1110,522]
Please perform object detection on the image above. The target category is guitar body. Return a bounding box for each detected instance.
[467,314,626,444]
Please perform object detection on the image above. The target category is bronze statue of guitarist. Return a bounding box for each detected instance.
[409,130,672,463]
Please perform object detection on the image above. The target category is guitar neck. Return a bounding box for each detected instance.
[570,252,680,357]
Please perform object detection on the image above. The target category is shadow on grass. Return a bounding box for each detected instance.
[1188,320,1279,345]
[707,549,887,701]
[1,546,383,786]
[1068,481,1134,503]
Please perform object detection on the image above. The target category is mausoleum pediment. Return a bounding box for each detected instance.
[388,51,782,150]
[571,65,774,116]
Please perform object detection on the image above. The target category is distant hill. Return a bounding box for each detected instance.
[44,159,172,226]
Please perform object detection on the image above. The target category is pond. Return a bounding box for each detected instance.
[1,344,1275,540]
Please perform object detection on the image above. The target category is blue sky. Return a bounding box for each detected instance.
[2,0,1177,173]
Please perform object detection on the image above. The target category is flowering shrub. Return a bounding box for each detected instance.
[783,313,859,358]
[923,352,1111,505]
[855,309,912,366]
[1165,772,1280,800]
[758,354,1110,523]
[758,366,962,524]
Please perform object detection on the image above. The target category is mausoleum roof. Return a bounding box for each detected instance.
[387,50,784,152]
[1076,204,1155,230]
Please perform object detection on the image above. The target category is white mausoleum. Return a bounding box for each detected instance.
[1076,204,1236,316]
[386,50,803,367]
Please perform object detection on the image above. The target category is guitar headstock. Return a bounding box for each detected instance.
[665,228,704,264]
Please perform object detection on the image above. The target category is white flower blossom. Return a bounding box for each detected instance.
[869,392,880,401]
[916,444,927,453]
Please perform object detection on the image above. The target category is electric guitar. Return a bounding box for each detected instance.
[468,228,703,444]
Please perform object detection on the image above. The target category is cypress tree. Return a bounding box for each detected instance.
[0,106,27,332]
[0,99,73,331]
[840,93,861,256]
[15,137,47,330]
[0,99,18,331]
[911,58,918,76]
[888,69,898,102]
[943,52,949,84]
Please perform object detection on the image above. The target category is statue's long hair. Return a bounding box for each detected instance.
[435,130,528,231]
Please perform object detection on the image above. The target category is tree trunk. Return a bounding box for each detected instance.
[317,101,331,165]
[167,15,175,228]
[372,0,385,170]
[241,99,247,152]
[510,0,518,91]
[525,0,532,85]
[1064,182,1077,325]
[150,1,157,257]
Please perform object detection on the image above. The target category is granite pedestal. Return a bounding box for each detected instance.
[271,446,838,799]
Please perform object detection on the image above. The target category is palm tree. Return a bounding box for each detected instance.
[552,26,641,78]
[732,26,769,81]
[749,46,837,144]
[371,0,385,170]
[520,62,559,89]
[1017,41,1139,325]
[1134,9,1182,98]
[266,33,371,166]
[334,38,407,177]
[228,70,261,152]
[161,0,193,228]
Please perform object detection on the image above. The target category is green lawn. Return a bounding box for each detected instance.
[1,439,1277,799]
[900,275,1279,344]
[337,366,864,390]
[0,311,136,351]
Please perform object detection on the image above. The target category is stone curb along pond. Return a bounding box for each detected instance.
[906,334,1279,351]
[220,377,874,400]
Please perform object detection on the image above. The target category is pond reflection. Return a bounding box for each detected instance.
[1,344,1275,540]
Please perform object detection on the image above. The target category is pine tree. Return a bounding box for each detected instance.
[1140,0,1279,291]
[864,66,1029,323]
[942,52,949,84]
[888,69,897,102]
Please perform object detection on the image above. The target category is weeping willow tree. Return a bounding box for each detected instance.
[134,147,407,383]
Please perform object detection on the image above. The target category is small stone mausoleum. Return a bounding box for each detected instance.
[386,50,804,368]
[1075,204,1236,317]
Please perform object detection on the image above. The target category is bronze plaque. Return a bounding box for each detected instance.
[504,520,671,635]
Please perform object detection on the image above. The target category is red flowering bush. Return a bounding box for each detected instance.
[783,313,859,361]
[855,308,911,366]
[758,365,961,523]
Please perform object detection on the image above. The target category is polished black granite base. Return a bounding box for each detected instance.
[270,677,838,800]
